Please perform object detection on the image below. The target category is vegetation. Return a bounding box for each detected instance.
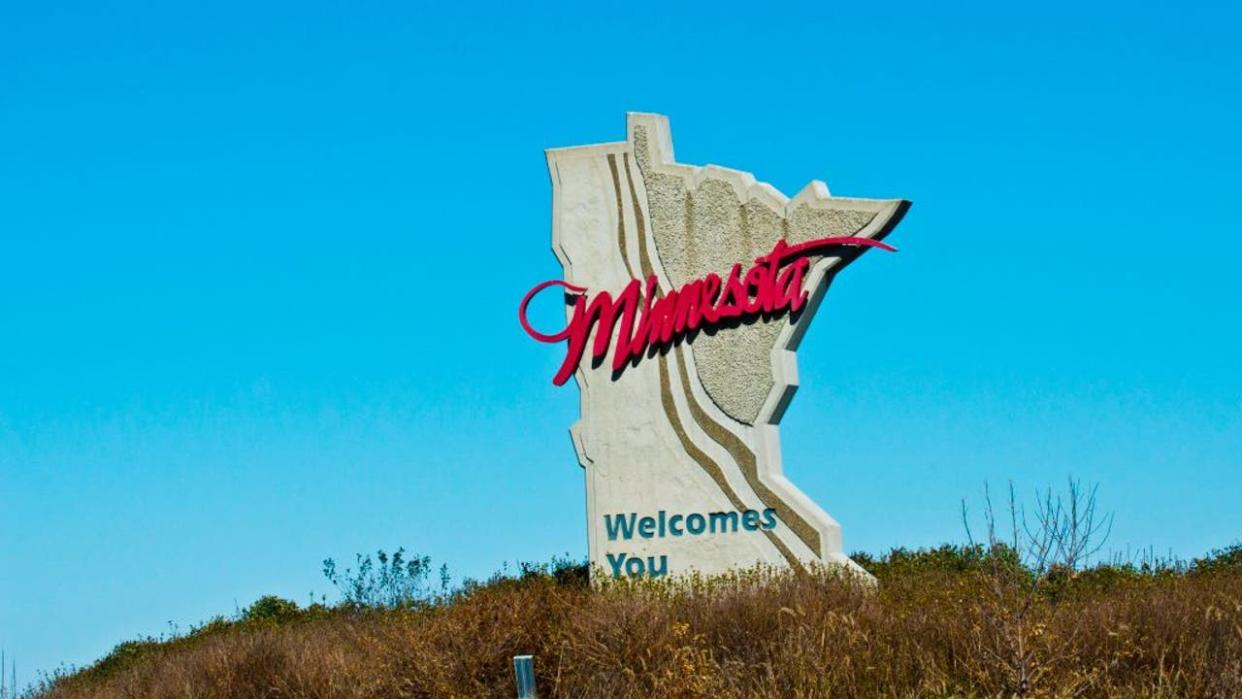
[24,485,1242,697]
[21,545,1240,699]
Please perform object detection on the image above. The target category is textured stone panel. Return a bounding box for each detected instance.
[634,124,877,424]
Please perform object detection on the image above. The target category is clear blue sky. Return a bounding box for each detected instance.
[2,0,1239,686]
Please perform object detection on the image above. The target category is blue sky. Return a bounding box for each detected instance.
[2,0,1239,686]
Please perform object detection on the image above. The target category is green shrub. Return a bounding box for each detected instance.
[241,596,301,624]
[851,543,1020,578]
[1191,542,1242,574]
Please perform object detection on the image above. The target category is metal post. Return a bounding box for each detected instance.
[513,654,536,698]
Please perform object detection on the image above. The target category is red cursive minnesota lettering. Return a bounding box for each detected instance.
[519,235,895,385]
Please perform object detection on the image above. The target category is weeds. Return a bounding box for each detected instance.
[30,544,1242,699]
[322,548,450,609]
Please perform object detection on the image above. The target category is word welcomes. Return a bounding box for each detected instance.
[519,235,895,385]
[604,507,780,578]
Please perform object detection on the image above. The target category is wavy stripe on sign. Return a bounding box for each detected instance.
[620,151,807,568]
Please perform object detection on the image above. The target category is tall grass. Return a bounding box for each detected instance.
[31,546,1242,698]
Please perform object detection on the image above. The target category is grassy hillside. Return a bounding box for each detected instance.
[29,545,1242,698]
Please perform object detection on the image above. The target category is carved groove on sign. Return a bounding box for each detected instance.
[656,352,801,569]
[622,145,819,557]
[618,152,813,565]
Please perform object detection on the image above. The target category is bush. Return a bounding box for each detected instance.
[851,543,1034,586]
[1191,542,1242,575]
[241,596,301,624]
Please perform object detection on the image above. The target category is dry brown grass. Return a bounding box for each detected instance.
[34,554,1242,699]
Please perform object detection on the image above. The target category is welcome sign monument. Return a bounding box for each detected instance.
[520,113,909,580]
